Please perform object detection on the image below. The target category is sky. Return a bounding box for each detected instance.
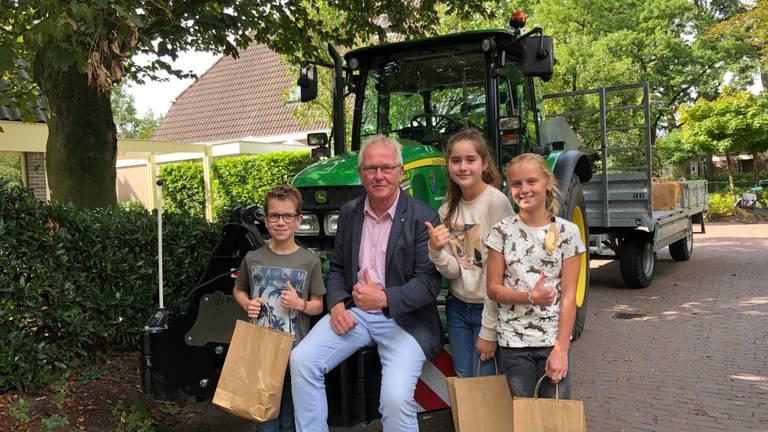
[125,51,221,117]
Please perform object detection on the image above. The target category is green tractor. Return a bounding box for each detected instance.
[293,14,592,338]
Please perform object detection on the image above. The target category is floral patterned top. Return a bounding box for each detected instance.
[484,215,586,347]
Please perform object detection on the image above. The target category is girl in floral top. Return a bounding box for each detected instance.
[484,153,586,398]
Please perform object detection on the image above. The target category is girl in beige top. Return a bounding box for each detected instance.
[426,129,514,377]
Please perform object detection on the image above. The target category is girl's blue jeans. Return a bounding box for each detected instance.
[446,296,497,377]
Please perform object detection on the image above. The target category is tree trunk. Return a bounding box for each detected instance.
[753,152,760,183]
[33,46,117,208]
[725,151,736,202]
[705,152,715,177]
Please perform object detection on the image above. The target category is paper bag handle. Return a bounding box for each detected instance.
[533,374,559,401]
[475,356,500,376]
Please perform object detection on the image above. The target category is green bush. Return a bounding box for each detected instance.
[0,184,219,392]
[158,152,314,222]
[159,161,205,218]
[700,170,768,193]
[706,191,734,221]
[213,151,314,222]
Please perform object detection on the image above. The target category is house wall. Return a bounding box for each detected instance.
[117,165,151,208]
[23,152,47,200]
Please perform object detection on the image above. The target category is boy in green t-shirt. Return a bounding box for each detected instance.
[233,184,325,432]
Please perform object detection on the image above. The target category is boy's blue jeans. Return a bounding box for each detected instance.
[290,307,426,432]
[497,345,572,399]
[254,369,295,432]
[446,296,496,377]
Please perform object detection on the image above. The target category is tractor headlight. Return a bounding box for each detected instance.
[297,213,320,236]
[324,212,339,236]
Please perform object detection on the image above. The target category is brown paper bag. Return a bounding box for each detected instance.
[512,375,587,432]
[446,373,514,432]
[213,319,293,421]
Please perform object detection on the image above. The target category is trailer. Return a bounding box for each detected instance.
[543,83,708,288]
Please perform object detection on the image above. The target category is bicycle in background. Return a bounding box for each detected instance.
[733,180,768,223]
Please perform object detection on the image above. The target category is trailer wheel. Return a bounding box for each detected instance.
[620,230,656,288]
[559,175,590,340]
[669,218,693,261]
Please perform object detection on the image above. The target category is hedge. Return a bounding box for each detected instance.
[0,184,219,392]
[159,161,206,218]
[698,170,768,193]
[159,151,315,222]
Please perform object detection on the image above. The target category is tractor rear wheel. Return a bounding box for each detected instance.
[559,175,590,340]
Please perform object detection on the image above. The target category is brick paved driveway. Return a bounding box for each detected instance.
[163,223,768,432]
[570,223,768,431]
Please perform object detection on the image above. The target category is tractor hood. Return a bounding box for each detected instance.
[293,139,444,188]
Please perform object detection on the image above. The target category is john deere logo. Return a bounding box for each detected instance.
[315,190,328,204]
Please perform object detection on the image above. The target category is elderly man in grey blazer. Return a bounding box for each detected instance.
[290,135,442,432]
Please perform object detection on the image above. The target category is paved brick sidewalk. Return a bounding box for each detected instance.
[159,223,768,432]
[571,223,768,431]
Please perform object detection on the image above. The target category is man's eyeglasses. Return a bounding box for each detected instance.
[266,213,299,223]
[361,164,402,176]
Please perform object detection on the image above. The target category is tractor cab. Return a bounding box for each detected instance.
[292,16,573,253]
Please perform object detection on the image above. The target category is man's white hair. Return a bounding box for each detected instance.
[358,135,403,168]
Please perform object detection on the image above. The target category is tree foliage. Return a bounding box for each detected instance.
[712,0,768,56]
[678,90,768,195]
[0,0,487,208]
[534,0,753,140]
[111,82,162,139]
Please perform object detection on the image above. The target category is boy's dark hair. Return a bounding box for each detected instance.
[264,184,303,214]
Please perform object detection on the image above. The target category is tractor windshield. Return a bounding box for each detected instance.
[359,46,488,145]
[356,43,533,150]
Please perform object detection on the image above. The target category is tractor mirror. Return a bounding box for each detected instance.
[298,64,318,102]
[523,36,555,81]
[308,132,330,158]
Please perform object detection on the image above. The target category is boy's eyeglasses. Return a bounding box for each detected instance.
[361,164,402,176]
[266,213,299,223]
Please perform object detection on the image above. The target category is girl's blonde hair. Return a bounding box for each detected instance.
[442,129,502,227]
[506,153,561,253]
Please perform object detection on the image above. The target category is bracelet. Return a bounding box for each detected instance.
[527,291,535,305]
[301,299,308,312]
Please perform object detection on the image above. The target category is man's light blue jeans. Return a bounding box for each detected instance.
[290,307,426,432]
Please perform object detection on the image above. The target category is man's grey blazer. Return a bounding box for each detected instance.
[325,190,444,359]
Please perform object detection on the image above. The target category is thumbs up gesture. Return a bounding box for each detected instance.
[529,272,556,306]
[425,221,451,251]
[353,268,388,310]
[280,280,306,311]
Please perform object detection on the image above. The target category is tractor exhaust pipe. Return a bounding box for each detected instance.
[328,43,346,157]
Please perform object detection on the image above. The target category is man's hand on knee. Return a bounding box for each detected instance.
[330,303,357,335]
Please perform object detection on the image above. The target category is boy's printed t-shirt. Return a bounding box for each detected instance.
[235,246,325,344]
[483,215,585,348]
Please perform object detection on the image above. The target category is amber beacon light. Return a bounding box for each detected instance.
[509,11,527,29]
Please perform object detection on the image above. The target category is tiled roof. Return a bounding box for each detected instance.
[0,78,47,123]
[154,44,324,143]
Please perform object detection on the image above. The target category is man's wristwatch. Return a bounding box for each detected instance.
[527,291,535,305]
